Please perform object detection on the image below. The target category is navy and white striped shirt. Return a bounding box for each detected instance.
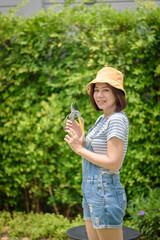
[86,111,129,169]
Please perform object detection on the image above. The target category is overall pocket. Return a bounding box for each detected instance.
[116,187,127,210]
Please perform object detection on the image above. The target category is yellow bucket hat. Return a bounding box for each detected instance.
[87,67,126,96]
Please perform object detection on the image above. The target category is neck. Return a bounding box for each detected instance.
[103,106,116,118]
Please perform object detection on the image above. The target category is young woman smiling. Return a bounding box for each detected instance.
[64,67,129,240]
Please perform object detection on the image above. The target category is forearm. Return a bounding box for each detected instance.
[64,123,123,172]
[77,147,118,172]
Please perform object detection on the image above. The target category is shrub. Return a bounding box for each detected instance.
[126,188,160,240]
[0,1,159,215]
[0,211,84,240]
[0,211,12,234]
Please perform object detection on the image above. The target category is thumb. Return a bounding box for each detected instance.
[80,130,85,140]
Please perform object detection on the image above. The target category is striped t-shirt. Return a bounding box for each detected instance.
[86,111,129,169]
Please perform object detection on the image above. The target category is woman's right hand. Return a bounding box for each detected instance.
[65,118,85,145]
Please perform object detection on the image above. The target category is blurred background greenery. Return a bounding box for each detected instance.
[0,0,159,239]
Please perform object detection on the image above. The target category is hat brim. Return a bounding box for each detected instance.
[87,78,126,96]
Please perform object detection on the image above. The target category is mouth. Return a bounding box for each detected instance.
[96,100,106,106]
[97,100,106,103]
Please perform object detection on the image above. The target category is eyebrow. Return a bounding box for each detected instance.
[94,86,109,89]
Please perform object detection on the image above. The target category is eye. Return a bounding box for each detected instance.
[103,89,109,92]
[94,89,99,92]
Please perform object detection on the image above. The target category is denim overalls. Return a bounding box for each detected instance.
[81,113,128,229]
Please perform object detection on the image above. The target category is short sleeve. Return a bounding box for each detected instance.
[107,115,126,142]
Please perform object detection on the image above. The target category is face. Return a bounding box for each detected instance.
[93,83,116,115]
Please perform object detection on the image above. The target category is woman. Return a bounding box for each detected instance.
[64,67,129,240]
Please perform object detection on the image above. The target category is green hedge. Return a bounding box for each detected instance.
[0,1,160,215]
[0,211,84,240]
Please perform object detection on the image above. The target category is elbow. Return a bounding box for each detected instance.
[108,163,120,173]
[106,156,122,172]
[109,167,118,173]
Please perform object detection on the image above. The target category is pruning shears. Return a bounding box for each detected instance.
[63,103,83,133]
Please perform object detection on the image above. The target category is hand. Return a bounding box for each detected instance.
[65,118,84,138]
[64,123,85,154]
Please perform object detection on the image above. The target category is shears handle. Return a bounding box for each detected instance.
[78,118,83,133]
[64,103,83,133]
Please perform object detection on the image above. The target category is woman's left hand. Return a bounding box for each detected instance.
[64,127,85,154]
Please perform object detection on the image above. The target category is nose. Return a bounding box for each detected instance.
[97,90,104,98]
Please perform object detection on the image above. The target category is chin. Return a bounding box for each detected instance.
[97,105,105,110]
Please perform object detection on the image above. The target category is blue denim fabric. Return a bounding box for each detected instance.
[82,141,127,229]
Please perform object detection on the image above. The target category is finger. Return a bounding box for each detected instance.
[65,134,71,139]
[66,123,73,131]
[65,128,75,136]
[64,134,71,142]
[67,119,79,128]
[65,124,72,130]
[64,137,70,144]
[66,120,73,125]
[82,131,85,137]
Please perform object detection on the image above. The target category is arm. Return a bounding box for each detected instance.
[78,137,124,172]
[64,125,124,173]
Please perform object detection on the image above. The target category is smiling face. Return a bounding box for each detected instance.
[93,83,117,116]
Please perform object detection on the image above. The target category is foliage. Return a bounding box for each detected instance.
[126,188,160,240]
[0,207,158,240]
[0,211,12,234]
[0,1,160,215]
[0,211,84,240]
